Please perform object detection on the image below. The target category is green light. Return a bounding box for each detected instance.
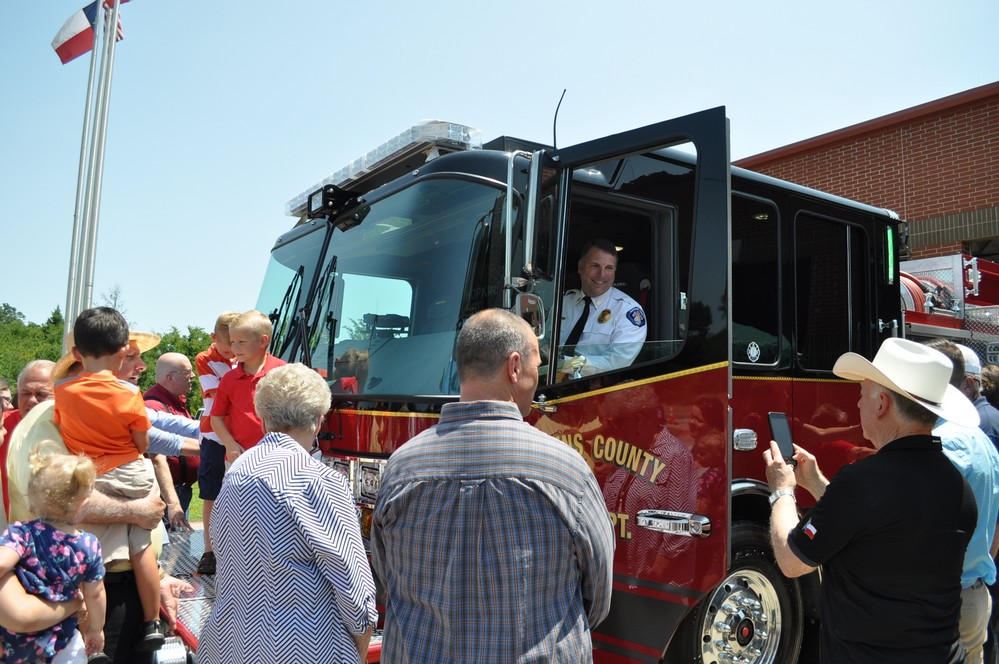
[886,227,895,285]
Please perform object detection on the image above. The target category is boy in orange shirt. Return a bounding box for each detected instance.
[203,311,286,570]
[53,307,165,651]
[194,312,238,576]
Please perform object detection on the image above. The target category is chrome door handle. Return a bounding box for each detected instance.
[636,510,712,538]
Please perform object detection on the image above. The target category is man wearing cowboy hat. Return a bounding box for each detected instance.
[765,337,979,663]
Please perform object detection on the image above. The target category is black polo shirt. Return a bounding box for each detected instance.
[788,435,976,663]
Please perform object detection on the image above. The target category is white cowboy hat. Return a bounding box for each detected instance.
[833,337,979,428]
[52,330,161,381]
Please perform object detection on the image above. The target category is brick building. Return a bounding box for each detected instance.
[734,81,999,260]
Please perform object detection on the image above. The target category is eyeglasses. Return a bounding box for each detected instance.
[169,370,195,378]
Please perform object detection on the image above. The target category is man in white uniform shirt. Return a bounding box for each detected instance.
[559,239,647,378]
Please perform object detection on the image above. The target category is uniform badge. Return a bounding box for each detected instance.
[598,309,612,324]
[626,307,646,327]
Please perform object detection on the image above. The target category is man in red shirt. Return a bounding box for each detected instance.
[2,360,55,520]
[144,353,198,518]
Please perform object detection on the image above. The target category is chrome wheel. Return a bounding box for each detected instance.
[698,569,780,663]
[667,521,803,664]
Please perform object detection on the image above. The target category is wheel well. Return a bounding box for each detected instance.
[731,478,770,525]
[731,479,822,623]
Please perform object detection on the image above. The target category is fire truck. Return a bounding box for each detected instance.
[900,253,999,357]
[166,107,916,663]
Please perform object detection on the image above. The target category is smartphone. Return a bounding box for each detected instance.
[768,412,797,466]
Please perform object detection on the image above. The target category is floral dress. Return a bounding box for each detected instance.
[0,520,105,663]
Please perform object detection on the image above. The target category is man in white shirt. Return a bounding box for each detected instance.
[559,238,647,377]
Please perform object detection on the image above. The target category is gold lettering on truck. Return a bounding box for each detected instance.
[591,435,666,485]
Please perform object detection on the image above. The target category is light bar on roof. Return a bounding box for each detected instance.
[286,120,483,217]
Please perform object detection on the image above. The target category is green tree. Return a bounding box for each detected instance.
[0,304,211,414]
[342,317,368,340]
[0,305,63,389]
[0,304,25,326]
[137,326,213,413]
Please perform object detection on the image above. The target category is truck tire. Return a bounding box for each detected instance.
[666,520,804,664]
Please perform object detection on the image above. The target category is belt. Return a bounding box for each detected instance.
[965,578,986,591]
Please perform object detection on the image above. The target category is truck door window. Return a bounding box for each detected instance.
[556,149,692,380]
[795,213,870,370]
[732,195,783,366]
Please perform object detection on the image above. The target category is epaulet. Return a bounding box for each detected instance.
[612,288,639,304]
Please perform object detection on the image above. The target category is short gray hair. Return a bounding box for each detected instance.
[18,360,55,389]
[456,309,533,382]
[868,382,937,427]
[254,363,331,433]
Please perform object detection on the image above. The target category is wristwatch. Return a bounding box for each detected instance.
[769,488,796,506]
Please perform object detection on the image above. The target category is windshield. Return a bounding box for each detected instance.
[256,222,329,359]
[265,176,514,398]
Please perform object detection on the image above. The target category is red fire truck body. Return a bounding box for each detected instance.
[171,108,913,663]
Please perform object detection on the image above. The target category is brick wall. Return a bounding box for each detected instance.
[735,83,999,256]
[912,241,964,259]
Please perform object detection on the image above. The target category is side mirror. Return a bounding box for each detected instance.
[514,294,546,339]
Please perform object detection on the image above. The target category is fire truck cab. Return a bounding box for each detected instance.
[177,108,906,663]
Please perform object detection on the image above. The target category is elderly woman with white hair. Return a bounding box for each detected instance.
[198,363,377,664]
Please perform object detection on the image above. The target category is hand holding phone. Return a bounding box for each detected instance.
[768,412,797,466]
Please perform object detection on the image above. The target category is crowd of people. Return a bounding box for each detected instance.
[5,285,999,663]
[0,304,617,663]
[1,316,196,663]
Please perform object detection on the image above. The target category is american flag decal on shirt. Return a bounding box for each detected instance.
[803,519,817,540]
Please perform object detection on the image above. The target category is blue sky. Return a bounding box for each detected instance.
[2,1,996,334]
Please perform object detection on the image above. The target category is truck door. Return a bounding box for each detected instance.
[526,107,732,663]
[788,207,898,477]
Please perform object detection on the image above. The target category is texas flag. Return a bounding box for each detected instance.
[51,1,125,65]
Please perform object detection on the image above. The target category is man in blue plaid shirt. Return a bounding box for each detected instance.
[371,308,615,663]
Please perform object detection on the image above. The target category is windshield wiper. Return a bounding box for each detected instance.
[320,257,339,371]
[299,255,337,369]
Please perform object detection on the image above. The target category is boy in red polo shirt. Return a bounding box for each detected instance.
[204,311,286,568]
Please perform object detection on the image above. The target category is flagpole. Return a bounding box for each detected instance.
[63,9,103,347]
[76,2,106,324]
[79,0,122,313]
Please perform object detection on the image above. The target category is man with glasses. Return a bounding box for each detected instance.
[144,353,198,517]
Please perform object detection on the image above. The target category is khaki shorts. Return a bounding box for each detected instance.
[87,458,156,564]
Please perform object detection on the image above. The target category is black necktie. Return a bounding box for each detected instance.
[565,296,592,347]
